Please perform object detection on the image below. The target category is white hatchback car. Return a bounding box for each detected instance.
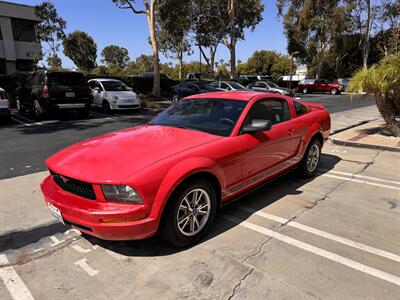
[0,87,10,121]
[88,79,140,113]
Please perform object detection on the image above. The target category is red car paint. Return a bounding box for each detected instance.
[297,79,343,94]
[41,91,330,240]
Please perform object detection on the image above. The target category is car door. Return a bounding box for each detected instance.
[319,80,330,92]
[238,98,302,182]
[90,81,103,106]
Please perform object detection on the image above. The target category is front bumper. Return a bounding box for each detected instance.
[40,175,158,240]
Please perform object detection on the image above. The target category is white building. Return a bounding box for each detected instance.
[0,1,42,75]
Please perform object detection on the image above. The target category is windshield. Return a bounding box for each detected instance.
[266,81,279,88]
[101,80,130,91]
[48,73,86,86]
[228,82,246,89]
[149,98,247,137]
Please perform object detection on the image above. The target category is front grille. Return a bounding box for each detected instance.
[50,171,96,200]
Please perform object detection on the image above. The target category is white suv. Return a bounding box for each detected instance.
[0,87,10,121]
[88,79,140,113]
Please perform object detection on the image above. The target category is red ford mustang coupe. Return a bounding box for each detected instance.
[41,91,330,246]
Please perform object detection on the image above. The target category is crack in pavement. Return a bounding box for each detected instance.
[227,267,254,300]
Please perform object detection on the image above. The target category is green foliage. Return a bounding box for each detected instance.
[101,45,130,69]
[63,31,97,73]
[46,54,62,70]
[237,50,293,80]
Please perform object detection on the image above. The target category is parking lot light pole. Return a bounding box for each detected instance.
[289,51,300,90]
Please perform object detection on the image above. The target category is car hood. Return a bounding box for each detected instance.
[46,125,220,183]
[104,91,137,98]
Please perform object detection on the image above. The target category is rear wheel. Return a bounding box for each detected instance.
[16,97,26,113]
[298,139,322,177]
[102,101,111,114]
[32,100,45,120]
[330,88,339,95]
[160,179,217,247]
[302,88,308,94]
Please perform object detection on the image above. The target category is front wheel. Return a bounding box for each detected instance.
[298,139,322,177]
[302,88,308,94]
[102,101,112,114]
[160,179,217,247]
[330,88,339,95]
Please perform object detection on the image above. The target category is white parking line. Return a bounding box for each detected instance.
[223,214,400,287]
[0,254,34,300]
[10,116,31,126]
[237,205,400,263]
[11,113,43,126]
[321,173,400,191]
[323,169,400,186]
[74,258,99,277]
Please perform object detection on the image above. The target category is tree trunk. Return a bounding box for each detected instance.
[209,45,218,78]
[375,92,400,137]
[178,49,183,81]
[362,0,371,69]
[146,0,160,97]
[228,0,236,79]
[229,44,236,79]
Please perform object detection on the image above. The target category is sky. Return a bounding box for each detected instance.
[10,0,288,69]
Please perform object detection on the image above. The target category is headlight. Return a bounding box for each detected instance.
[113,95,119,100]
[102,185,143,204]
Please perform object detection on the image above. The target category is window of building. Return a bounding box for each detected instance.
[16,59,34,72]
[0,59,6,74]
[11,18,37,42]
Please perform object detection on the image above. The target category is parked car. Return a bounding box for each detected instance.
[186,73,202,80]
[0,87,10,122]
[171,81,220,101]
[208,81,250,91]
[41,91,330,247]
[297,79,344,95]
[247,81,294,97]
[15,71,92,119]
[143,72,171,79]
[88,79,140,113]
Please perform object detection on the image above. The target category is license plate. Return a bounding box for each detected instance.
[65,92,75,98]
[47,203,64,224]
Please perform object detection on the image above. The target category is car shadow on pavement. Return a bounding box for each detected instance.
[81,153,341,257]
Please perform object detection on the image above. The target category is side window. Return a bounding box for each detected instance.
[244,98,291,127]
[220,82,229,90]
[294,101,308,116]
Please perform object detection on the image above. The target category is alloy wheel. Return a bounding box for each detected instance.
[307,144,320,172]
[176,188,211,237]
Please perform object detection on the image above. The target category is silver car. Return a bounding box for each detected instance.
[0,87,10,121]
[247,81,294,97]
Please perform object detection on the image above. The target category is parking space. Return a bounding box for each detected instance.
[1,143,399,299]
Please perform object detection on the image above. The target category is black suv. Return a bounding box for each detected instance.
[15,71,92,119]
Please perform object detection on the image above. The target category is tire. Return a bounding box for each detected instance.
[102,101,112,114]
[298,139,322,178]
[16,97,26,113]
[32,100,45,120]
[302,88,308,94]
[330,88,339,95]
[160,179,218,247]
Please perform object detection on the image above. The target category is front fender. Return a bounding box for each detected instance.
[148,157,225,223]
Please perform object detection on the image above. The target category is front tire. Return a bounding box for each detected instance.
[160,179,217,247]
[102,101,112,114]
[302,88,308,94]
[298,139,322,178]
[330,88,339,95]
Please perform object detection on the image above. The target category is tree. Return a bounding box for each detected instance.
[34,1,66,68]
[63,31,97,73]
[222,0,264,78]
[101,45,130,69]
[375,0,400,56]
[46,54,62,70]
[345,0,379,69]
[348,53,400,136]
[113,0,161,97]
[157,0,192,80]
[277,0,349,78]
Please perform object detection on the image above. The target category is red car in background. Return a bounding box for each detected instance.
[41,92,330,247]
[297,79,344,95]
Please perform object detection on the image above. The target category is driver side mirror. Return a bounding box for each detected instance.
[94,87,101,92]
[242,119,272,134]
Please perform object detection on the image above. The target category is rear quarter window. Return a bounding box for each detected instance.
[294,101,308,116]
[48,73,86,86]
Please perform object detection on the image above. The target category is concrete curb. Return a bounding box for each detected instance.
[330,118,380,135]
[329,137,400,153]
[0,220,67,252]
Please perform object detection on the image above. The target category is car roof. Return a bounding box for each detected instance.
[185,91,276,101]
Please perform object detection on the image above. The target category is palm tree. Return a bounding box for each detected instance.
[348,53,400,136]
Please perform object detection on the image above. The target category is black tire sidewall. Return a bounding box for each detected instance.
[161,179,217,247]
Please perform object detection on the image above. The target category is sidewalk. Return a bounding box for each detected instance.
[330,105,380,134]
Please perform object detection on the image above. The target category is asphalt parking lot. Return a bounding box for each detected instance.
[0,93,375,180]
[0,142,399,299]
[2,92,399,299]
